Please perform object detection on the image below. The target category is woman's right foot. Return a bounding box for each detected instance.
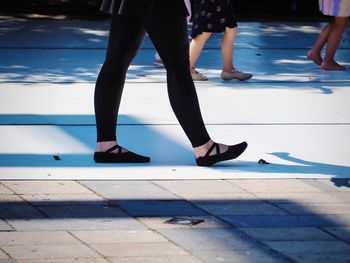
[196,141,248,167]
[307,50,323,66]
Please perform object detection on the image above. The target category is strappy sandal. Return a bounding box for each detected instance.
[196,141,248,167]
[94,145,150,163]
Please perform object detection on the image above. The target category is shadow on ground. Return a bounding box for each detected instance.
[1,196,350,262]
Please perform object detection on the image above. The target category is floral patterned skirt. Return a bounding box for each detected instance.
[190,0,237,38]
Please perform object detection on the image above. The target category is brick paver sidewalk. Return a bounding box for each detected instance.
[1,179,350,262]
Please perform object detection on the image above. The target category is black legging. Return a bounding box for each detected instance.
[94,13,210,147]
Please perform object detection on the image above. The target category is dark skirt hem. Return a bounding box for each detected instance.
[191,23,237,38]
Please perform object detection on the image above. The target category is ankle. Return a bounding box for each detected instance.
[223,66,235,72]
[194,140,214,158]
[323,58,336,64]
[96,141,117,152]
[308,49,320,56]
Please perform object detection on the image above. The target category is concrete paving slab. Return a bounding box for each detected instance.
[264,240,350,254]
[71,229,167,244]
[109,256,204,263]
[38,205,128,218]
[0,250,9,259]
[115,200,208,217]
[301,179,350,192]
[2,244,100,260]
[166,180,258,197]
[0,184,13,195]
[7,217,146,231]
[237,227,335,241]
[80,181,179,200]
[91,243,190,257]
[252,192,349,204]
[220,215,350,228]
[329,192,350,203]
[0,194,23,203]
[229,179,324,193]
[20,194,105,206]
[17,259,109,263]
[0,231,80,246]
[180,192,261,202]
[138,216,230,230]
[196,202,287,216]
[154,180,246,194]
[1,181,92,195]
[287,254,350,263]
[323,227,350,240]
[277,203,350,215]
[188,249,288,263]
[0,220,12,231]
[159,228,263,251]
[0,204,45,219]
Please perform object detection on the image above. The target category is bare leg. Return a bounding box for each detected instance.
[189,32,212,69]
[307,22,333,65]
[321,16,348,70]
[220,26,252,81]
[221,26,237,72]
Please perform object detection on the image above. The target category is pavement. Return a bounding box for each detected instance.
[0,14,350,263]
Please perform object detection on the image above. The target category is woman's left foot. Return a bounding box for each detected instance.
[196,141,248,166]
[321,61,346,71]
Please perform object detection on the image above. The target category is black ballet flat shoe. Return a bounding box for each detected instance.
[196,141,248,167]
[94,145,150,163]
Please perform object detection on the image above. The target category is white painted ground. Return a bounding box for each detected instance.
[0,20,349,179]
[0,82,349,180]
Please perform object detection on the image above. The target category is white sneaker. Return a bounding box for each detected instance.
[190,68,208,81]
[221,69,252,81]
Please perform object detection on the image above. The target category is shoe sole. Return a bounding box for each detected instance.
[94,152,150,163]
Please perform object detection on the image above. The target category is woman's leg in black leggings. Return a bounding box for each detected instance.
[94,14,146,142]
[145,15,210,148]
